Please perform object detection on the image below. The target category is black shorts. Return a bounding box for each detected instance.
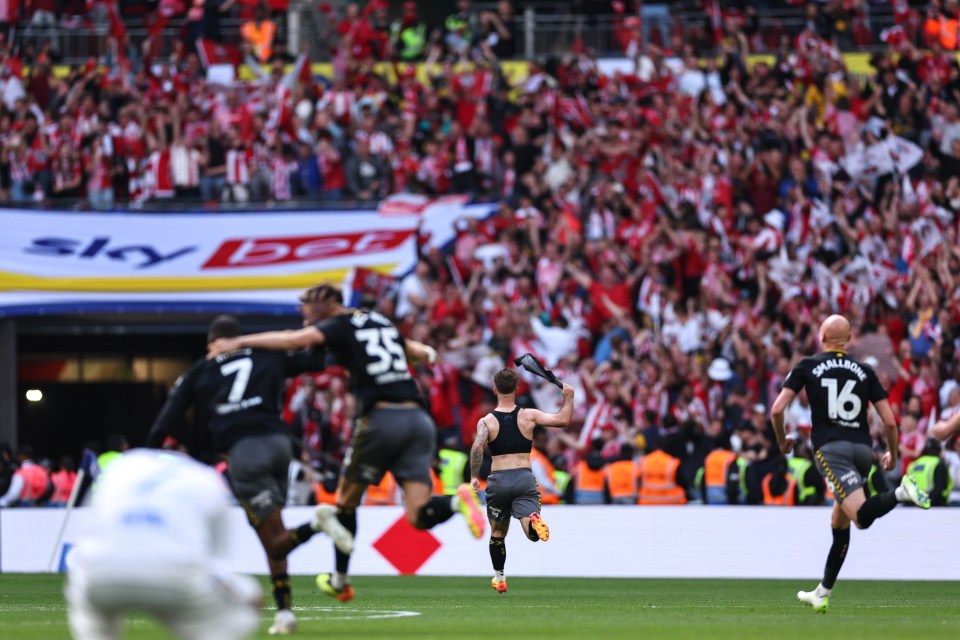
[342,406,435,487]
[813,440,872,504]
[227,432,291,526]
[485,468,540,523]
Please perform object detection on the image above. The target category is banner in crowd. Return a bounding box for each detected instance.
[0,198,499,317]
[377,194,493,250]
[0,209,421,317]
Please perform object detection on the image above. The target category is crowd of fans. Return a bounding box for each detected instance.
[3,0,960,507]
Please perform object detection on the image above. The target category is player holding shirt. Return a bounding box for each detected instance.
[471,368,574,594]
[771,315,930,613]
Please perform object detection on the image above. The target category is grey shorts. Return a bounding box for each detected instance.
[227,432,291,526]
[485,468,540,523]
[813,440,873,504]
[343,407,435,487]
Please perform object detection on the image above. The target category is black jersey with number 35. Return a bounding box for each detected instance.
[782,350,888,449]
[315,311,425,414]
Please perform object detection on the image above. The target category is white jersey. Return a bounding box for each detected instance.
[71,449,231,571]
[67,449,260,640]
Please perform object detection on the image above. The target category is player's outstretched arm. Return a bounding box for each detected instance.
[146,372,196,448]
[524,384,575,428]
[770,387,797,454]
[874,398,899,471]
[207,327,325,359]
[932,410,960,441]
[470,417,490,491]
[405,339,437,366]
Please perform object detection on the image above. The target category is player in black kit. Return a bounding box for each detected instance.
[147,314,353,635]
[770,315,930,613]
[470,368,574,593]
[206,284,486,601]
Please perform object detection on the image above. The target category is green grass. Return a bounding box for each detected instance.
[2,575,959,639]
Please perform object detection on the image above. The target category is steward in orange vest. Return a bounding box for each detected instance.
[49,457,78,506]
[762,459,797,506]
[314,468,339,505]
[529,438,562,505]
[701,447,746,505]
[638,447,687,505]
[0,447,52,507]
[605,443,640,504]
[430,467,445,496]
[363,471,399,506]
[925,11,959,50]
[574,439,606,504]
[241,3,277,63]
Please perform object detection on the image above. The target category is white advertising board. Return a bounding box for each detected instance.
[2,506,957,580]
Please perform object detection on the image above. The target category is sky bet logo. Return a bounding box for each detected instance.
[23,230,414,270]
[26,237,196,269]
[202,230,414,268]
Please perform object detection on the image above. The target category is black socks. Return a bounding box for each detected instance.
[822,527,850,589]
[856,490,897,529]
[335,507,357,574]
[271,572,291,610]
[290,523,315,548]
[489,536,506,571]
[417,496,455,529]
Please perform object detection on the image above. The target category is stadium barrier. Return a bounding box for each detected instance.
[2,505,957,579]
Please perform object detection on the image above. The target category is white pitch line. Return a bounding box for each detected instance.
[261,606,422,621]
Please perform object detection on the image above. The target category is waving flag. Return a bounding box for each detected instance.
[79,448,100,481]
[196,39,242,69]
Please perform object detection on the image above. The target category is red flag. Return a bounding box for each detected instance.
[106,1,126,43]
[557,93,594,130]
[350,267,398,307]
[710,0,722,45]
[881,25,906,49]
[196,39,242,68]
[285,52,313,90]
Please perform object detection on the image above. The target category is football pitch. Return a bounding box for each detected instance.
[2,575,959,639]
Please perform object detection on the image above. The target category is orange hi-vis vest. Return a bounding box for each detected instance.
[704,449,738,504]
[638,450,687,505]
[242,20,277,62]
[17,463,50,502]
[314,481,337,505]
[529,448,561,504]
[430,468,445,496]
[605,459,639,503]
[364,472,399,506]
[925,14,959,50]
[762,473,797,506]
[824,485,835,506]
[574,459,606,504]
[50,469,76,503]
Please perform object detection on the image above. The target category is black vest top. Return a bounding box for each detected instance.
[488,406,532,456]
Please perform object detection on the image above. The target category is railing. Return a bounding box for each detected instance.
[12,4,904,67]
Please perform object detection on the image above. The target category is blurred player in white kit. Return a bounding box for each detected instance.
[65,449,262,640]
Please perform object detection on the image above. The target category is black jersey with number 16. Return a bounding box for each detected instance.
[315,310,425,414]
[782,350,888,449]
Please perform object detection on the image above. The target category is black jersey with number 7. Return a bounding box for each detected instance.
[782,350,888,450]
[148,348,328,453]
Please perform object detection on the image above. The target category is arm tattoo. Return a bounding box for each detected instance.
[471,418,489,478]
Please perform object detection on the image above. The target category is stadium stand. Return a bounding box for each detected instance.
[1,0,959,508]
